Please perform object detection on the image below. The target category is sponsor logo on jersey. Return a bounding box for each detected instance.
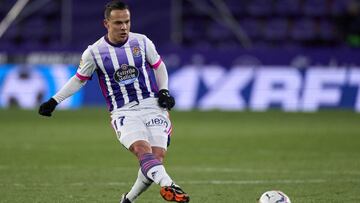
[114,64,139,85]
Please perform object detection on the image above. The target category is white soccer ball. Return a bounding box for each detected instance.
[258,190,291,203]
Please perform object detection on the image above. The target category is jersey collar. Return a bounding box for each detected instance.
[104,34,129,47]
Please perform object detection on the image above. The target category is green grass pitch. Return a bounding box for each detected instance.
[0,108,360,202]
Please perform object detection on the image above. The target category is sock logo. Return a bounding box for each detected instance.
[151,171,157,179]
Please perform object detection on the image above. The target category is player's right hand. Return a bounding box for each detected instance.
[38,98,58,117]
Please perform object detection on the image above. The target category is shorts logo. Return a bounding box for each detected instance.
[114,64,139,85]
[132,46,141,57]
[146,117,169,128]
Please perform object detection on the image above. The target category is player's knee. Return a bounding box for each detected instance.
[130,140,152,158]
[152,147,166,162]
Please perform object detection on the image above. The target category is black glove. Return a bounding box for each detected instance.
[38,98,58,117]
[158,89,175,110]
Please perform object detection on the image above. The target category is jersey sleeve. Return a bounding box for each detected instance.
[76,47,97,80]
[145,36,162,69]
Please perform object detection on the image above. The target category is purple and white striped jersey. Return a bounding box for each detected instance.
[76,32,163,112]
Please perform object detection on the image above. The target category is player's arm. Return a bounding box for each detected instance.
[38,77,87,117]
[38,48,96,117]
[145,36,175,110]
[153,61,175,110]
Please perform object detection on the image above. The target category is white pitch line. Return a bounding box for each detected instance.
[179,179,327,185]
[1,165,360,176]
[169,167,360,176]
[5,178,360,187]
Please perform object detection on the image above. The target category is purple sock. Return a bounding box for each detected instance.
[139,153,162,179]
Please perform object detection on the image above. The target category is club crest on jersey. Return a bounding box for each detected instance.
[114,64,139,85]
[132,46,141,57]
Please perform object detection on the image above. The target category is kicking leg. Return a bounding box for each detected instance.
[134,143,173,187]
[152,147,190,203]
[127,141,189,202]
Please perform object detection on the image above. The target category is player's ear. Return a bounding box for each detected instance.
[104,19,109,29]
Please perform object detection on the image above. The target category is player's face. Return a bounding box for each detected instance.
[104,9,131,44]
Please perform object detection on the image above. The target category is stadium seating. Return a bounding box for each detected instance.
[318,19,337,41]
[239,18,262,40]
[303,0,328,17]
[264,18,289,41]
[0,0,353,51]
[273,0,301,16]
[290,18,316,41]
[247,0,273,17]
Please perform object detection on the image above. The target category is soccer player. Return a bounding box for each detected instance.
[38,1,190,202]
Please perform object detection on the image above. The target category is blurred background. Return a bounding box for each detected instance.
[1,2,360,202]
[0,0,360,111]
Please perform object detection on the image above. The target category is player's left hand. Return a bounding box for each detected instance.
[158,89,175,110]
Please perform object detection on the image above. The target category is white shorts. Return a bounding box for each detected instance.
[110,98,172,150]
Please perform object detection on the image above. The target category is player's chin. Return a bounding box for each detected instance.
[118,34,128,41]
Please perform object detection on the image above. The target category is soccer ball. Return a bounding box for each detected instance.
[258,190,291,203]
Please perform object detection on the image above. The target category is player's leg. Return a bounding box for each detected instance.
[152,146,165,162]
[114,109,189,202]
[152,146,189,202]
[128,136,189,203]
[145,109,189,202]
[112,114,153,203]
[121,145,168,202]
[119,139,173,203]
[130,140,174,187]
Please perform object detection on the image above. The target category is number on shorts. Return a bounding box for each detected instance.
[118,116,125,126]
